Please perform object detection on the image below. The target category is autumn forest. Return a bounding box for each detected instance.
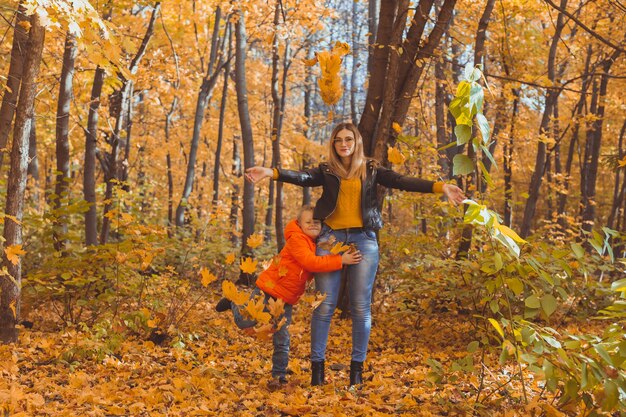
[0,0,625,415]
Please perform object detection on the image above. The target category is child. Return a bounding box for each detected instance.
[216,205,361,385]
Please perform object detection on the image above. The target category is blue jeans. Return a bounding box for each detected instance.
[231,287,293,378]
[311,225,380,362]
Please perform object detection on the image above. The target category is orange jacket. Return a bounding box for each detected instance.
[256,220,342,305]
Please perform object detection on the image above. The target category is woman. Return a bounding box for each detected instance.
[245,123,465,386]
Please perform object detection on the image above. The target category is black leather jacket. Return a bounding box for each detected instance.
[276,160,436,230]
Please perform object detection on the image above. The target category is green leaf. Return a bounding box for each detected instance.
[541,294,558,317]
[469,83,484,114]
[467,341,480,353]
[611,278,626,292]
[542,335,562,348]
[594,345,613,366]
[454,124,472,145]
[488,318,504,338]
[525,295,541,309]
[570,243,584,258]
[453,154,474,176]
[476,113,490,144]
[602,380,618,411]
[505,278,524,296]
[493,252,503,271]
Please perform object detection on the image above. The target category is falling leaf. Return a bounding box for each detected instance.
[246,234,263,249]
[9,300,16,319]
[267,297,285,319]
[392,122,402,134]
[222,280,249,305]
[618,156,626,168]
[387,146,406,165]
[240,257,258,274]
[303,56,318,66]
[225,253,236,265]
[200,268,217,287]
[245,297,271,324]
[5,244,26,265]
[310,292,327,309]
[254,323,277,341]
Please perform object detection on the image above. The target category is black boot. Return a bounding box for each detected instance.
[215,297,231,312]
[349,361,363,386]
[311,360,325,386]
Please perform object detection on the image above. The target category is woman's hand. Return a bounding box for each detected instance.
[341,249,362,265]
[442,183,466,205]
[245,166,273,183]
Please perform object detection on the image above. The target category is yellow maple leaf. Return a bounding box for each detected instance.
[267,297,285,320]
[225,253,236,265]
[332,41,350,57]
[9,300,16,319]
[245,296,271,324]
[316,235,337,251]
[618,155,626,168]
[392,122,402,134]
[222,280,249,305]
[146,318,159,328]
[240,257,258,274]
[330,241,351,255]
[310,292,327,310]
[303,56,318,66]
[387,146,406,165]
[4,245,26,265]
[200,268,217,287]
[246,234,264,249]
[254,323,277,341]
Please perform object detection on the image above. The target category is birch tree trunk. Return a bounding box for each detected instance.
[53,32,77,252]
[1,13,45,343]
[0,2,29,173]
[84,67,104,246]
[234,10,256,285]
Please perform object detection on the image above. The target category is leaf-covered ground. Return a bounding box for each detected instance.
[1,284,585,416]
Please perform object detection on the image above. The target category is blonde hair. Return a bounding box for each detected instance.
[297,204,315,222]
[327,123,367,180]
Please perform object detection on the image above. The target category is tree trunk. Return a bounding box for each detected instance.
[367,0,379,76]
[175,7,223,227]
[84,66,104,246]
[101,2,160,243]
[608,120,626,229]
[556,44,593,228]
[234,10,257,285]
[213,25,233,210]
[0,2,29,173]
[164,98,177,228]
[230,135,242,245]
[520,0,568,238]
[435,58,450,176]
[1,13,45,343]
[350,0,360,123]
[503,90,519,227]
[27,112,39,207]
[53,32,77,252]
[580,51,620,234]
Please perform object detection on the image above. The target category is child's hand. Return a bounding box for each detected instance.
[341,249,362,265]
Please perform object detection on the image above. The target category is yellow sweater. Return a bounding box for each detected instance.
[273,168,446,228]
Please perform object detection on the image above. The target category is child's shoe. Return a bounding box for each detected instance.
[215,298,231,312]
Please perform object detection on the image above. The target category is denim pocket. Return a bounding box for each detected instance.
[363,229,377,241]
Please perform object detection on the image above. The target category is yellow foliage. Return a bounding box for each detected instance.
[246,234,264,249]
[245,296,271,324]
[222,281,249,306]
[4,245,26,266]
[310,41,350,106]
[387,146,406,165]
[199,268,217,287]
[392,122,402,134]
[225,253,236,265]
[240,257,258,274]
[267,297,285,320]
[618,155,626,168]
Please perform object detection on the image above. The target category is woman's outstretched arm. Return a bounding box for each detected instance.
[245,165,324,187]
